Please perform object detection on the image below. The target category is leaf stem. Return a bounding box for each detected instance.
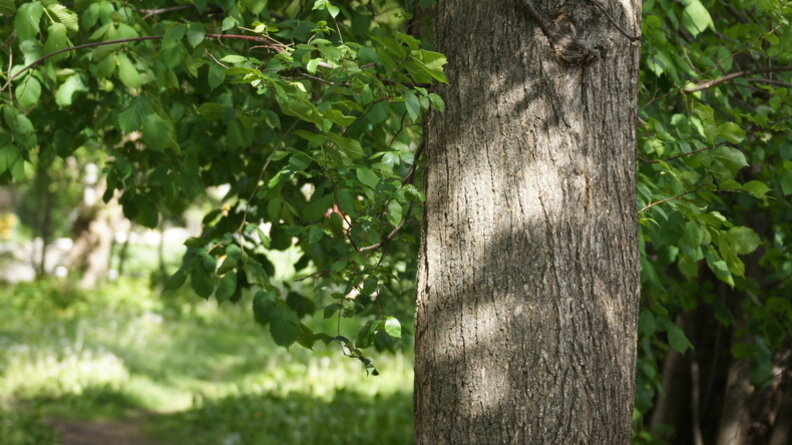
[682,65,792,93]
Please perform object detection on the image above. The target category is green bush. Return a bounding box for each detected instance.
[0,403,58,445]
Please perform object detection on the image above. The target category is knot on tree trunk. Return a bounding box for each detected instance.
[523,0,608,65]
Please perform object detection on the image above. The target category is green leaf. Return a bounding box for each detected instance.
[667,324,693,353]
[15,75,41,108]
[270,307,301,347]
[116,23,138,39]
[323,303,340,319]
[217,256,238,275]
[383,316,401,339]
[15,1,43,41]
[781,170,792,196]
[716,122,745,144]
[416,50,448,83]
[0,145,20,173]
[219,54,247,64]
[162,23,186,50]
[286,291,316,318]
[142,114,174,151]
[19,39,42,65]
[724,226,761,255]
[215,271,237,303]
[303,194,333,222]
[682,0,713,37]
[404,90,420,122]
[117,97,152,133]
[191,262,215,299]
[638,310,656,336]
[55,74,87,107]
[428,93,445,111]
[713,146,747,173]
[134,203,159,228]
[208,64,226,90]
[306,58,320,73]
[164,267,188,291]
[741,180,770,202]
[253,291,277,325]
[221,16,237,31]
[117,53,143,88]
[706,249,734,287]
[95,54,116,78]
[326,133,363,158]
[386,200,402,226]
[187,22,205,47]
[366,101,390,124]
[313,0,340,17]
[42,0,78,32]
[356,167,380,188]
[43,22,69,57]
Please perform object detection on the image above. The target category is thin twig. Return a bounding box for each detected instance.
[140,5,192,18]
[355,138,426,253]
[683,65,792,93]
[639,145,716,164]
[204,49,229,69]
[295,269,330,282]
[237,119,300,233]
[6,44,13,104]
[357,201,416,252]
[638,187,701,214]
[402,141,424,185]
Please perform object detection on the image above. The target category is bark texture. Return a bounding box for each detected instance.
[414,1,642,443]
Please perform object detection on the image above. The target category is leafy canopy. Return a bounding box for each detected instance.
[0,0,445,373]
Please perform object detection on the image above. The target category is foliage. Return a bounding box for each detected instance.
[0,0,442,372]
[635,0,792,440]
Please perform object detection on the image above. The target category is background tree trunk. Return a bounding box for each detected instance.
[414,1,642,443]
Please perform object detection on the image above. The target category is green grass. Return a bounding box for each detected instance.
[0,278,413,444]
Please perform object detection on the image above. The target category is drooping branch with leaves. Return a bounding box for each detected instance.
[0,0,446,373]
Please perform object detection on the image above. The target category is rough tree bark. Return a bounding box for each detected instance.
[414,1,642,443]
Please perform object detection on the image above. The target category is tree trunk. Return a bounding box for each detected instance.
[716,358,753,445]
[66,198,122,289]
[414,1,642,443]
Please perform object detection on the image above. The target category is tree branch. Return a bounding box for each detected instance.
[683,65,792,93]
[357,201,416,252]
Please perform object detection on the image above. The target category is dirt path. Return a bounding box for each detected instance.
[48,418,162,445]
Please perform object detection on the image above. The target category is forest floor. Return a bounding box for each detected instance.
[48,417,160,445]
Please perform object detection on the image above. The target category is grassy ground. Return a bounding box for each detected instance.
[0,278,413,445]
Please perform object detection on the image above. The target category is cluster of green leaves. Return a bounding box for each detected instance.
[635,0,792,437]
[0,0,443,372]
